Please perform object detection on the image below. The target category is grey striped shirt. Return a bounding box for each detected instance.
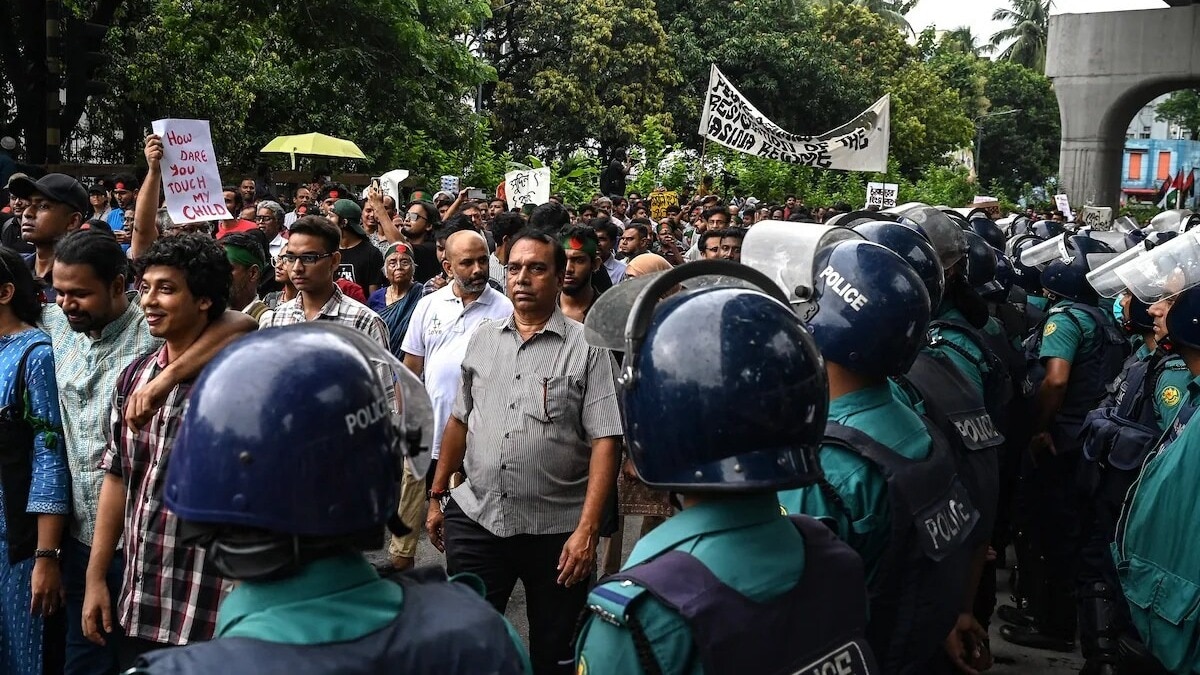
[450,308,623,536]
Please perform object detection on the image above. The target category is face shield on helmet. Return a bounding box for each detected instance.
[583,260,828,492]
[825,210,894,229]
[1087,244,1152,299]
[1019,233,1068,268]
[1148,209,1194,234]
[885,203,968,269]
[1114,229,1200,303]
[1113,216,1140,234]
[739,221,864,319]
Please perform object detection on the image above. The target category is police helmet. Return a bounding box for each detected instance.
[886,202,968,270]
[1031,220,1066,240]
[989,255,1016,301]
[1125,228,1149,250]
[826,210,895,229]
[166,324,435,579]
[585,261,827,492]
[963,231,999,289]
[1010,236,1045,294]
[1123,293,1155,333]
[969,217,1006,251]
[855,219,945,310]
[941,208,971,230]
[1007,215,1033,239]
[1166,286,1200,350]
[1041,236,1116,305]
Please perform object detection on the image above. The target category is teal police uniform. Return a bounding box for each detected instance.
[928,307,990,396]
[1114,374,1200,674]
[575,495,807,675]
[1040,302,1100,366]
[778,385,931,584]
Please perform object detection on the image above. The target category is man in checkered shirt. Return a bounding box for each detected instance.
[82,234,234,666]
[260,215,388,349]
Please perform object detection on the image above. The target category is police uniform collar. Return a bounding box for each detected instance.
[828,384,894,419]
[622,494,782,569]
[216,553,396,639]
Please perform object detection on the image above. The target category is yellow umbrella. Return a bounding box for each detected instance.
[260,133,366,168]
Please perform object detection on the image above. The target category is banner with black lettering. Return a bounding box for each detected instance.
[697,65,890,172]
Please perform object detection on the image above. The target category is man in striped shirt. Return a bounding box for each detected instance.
[426,231,623,675]
[84,234,235,666]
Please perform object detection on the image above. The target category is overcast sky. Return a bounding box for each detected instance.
[906,0,1166,43]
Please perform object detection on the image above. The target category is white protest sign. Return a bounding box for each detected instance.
[1054,194,1073,220]
[151,119,229,223]
[377,169,409,200]
[866,182,898,208]
[440,175,460,194]
[698,65,890,172]
[1078,206,1114,230]
[504,167,551,210]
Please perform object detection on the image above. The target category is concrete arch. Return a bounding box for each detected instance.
[1047,4,1200,208]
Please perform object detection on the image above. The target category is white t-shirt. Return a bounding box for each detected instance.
[401,284,513,459]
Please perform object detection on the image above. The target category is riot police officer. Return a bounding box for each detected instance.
[1001,236,1129,652]
[745,222,977,675]
[575,260,876,675]
[1109,230,1200,673]
[130,325,531,674]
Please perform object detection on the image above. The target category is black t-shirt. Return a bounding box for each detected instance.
[411,240,441,284]
[1,215,34,255]
[336,240,386,293]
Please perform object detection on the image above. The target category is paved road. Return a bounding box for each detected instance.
[375,516,1085,674]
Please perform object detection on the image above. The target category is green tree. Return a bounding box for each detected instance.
[814,0,918,36]
[1155,90,1200,140]
[485,0,678,161]
[990,0,1053,72]
[977,60,1060,195]
[940,26,996,57]
[884,61,975,174]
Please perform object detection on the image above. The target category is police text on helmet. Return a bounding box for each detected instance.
[345,397,390,436]
[818,266,870,311]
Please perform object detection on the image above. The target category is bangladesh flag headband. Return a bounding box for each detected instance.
[561,235,597,257]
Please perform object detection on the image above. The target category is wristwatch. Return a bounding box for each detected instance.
[34,548,61,560]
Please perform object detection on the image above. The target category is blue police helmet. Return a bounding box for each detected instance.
[808,240,932,376]
[963,231,998,289]
[989,255,1017,301]
[854,220,945,310]
[166,325,413,537]
[1010,236,1044,294]
[969,217,1006,251]
[1041,236,1116,305]
[1166,286,1200,350]
[1031,219,1066,239]
[1124,293,1154,333]
[1125,229,1149,250]
[611,261,828,492]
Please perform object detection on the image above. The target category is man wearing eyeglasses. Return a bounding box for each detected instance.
[260,215,388,348]
[255,201,288,259]
[402,199,442,284]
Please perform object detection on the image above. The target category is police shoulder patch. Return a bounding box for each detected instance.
[1161,386,1182,408]
[1043,321,1058,337]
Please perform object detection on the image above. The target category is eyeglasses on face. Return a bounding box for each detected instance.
[404,212,425,222]
[277,252,334,266]
[254,215,275,222]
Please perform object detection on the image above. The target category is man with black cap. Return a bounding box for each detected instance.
[87,184,113,222]
[2,174,35,255]
[329,198,385,296]
[9,173,89,302]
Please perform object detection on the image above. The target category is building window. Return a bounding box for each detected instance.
[1158,151,1172,180]
[1128,152,1144,181]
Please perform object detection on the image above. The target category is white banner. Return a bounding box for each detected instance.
[1078,206,1114,229]
[151,119,230,223]
[867,182,898,208]
[1054,193,1073,221]
[504,167,551,210]
[698,65,890,172]
[377,169,409,200]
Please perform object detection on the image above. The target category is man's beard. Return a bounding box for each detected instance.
[454,274,488,294]
[563,274,592,297]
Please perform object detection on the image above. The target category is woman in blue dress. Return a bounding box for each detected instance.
[0,247,68,674]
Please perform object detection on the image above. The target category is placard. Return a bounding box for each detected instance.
[378,169,409,201]
[1054,193,1073,220]
[440,175,460,195]
[866,182,898,209]
[151,119,230,223]
[649,189,679,220]
[698,65,890,172]
[504,167,551,210]
[1078,206,1114,230]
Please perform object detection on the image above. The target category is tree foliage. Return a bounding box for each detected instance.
[990,0,1053,73]
[977,60,1061,196]
[1155,90,1200,141]
[485,0,677,162]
